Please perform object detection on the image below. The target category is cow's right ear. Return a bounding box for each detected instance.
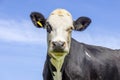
[73,17,91,31]
[30,12,46,28]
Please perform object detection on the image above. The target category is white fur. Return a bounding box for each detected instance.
[47,9,73,54]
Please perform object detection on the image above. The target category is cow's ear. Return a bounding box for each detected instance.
[30,12,46,28]
[73,17,91,31]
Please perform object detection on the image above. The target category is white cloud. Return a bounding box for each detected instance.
[0,19,47,44]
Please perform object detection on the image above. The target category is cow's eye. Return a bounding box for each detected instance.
[46,22,53,33]
[66,27,73,32]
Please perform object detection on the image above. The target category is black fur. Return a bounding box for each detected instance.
[43,38,120,80]
[74,17,91,31]
[30,12,46,28]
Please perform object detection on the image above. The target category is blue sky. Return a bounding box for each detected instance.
[0,0,120,80]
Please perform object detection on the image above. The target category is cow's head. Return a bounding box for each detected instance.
[30,9,91,59]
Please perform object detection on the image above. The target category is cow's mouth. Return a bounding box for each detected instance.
[53,48,64,52]
[48,44,69,58]
[49,50,67,59]
[50,48,67,55]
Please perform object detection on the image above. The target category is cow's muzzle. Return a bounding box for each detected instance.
[52,41,65,52]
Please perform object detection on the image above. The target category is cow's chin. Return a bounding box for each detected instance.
[48,48,69,60]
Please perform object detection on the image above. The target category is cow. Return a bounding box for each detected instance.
[30,8,120,80]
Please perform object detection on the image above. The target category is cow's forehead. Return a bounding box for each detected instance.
[50,9,72,16]
[47,9,73,29]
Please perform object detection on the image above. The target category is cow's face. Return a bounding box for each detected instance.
[46,9,73,57]
[30,9,91,58]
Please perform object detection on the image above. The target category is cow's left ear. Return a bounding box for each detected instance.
[30,12,46,28]
[73,17,91,31]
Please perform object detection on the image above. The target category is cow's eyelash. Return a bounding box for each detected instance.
[66,27,73,32]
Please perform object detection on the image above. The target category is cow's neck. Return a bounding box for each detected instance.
[50,57,64,80]
[49,53,67,80]
[48,38,72,80]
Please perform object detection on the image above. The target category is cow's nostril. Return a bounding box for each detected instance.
[52,41,65,47]
[52,41,57,46]
[61,42,65,47]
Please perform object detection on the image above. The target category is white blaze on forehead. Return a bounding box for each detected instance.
[51,8,71,16]
[47,9,73,29]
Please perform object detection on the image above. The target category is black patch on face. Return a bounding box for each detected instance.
[46,22,53,33]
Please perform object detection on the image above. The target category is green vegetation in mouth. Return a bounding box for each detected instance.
[48,51,68,60]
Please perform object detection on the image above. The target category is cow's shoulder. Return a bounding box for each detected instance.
[83,42,117,61]
[83,43,120,80]
[82,41,120,72]
[70,38,118,65]
[64,38,120,80]
[70,38,115,57]
[83,43,115,57]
